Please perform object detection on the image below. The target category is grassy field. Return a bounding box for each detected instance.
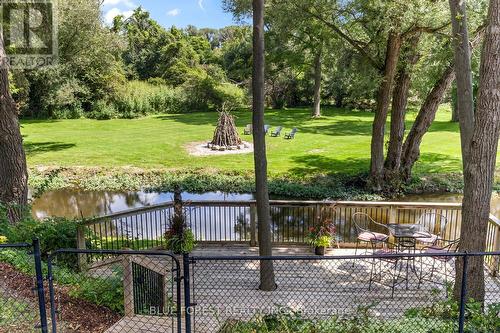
[21,106,499,177]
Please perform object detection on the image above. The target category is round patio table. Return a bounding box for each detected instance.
[386,224,433,289]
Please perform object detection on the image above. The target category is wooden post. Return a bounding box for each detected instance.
[250,203,257,247]
[388,205,397,224]
[76,225,87,271]
[492,224,500,277]
[122,255,134,317]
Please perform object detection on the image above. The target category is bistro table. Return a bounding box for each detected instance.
[386,224,433,289]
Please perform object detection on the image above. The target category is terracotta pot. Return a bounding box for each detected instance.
[315,246,326,256]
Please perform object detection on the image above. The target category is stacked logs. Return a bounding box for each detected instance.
[211,111,242,148]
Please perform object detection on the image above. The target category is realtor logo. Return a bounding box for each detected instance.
[1,0,58,68]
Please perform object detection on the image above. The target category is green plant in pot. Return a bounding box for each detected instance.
[164,190,196,254]
[306,209,337,255]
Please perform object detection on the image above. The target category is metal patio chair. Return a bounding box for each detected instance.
[417,238,460,292]
[352,212,391,256]
[415,212,449,246]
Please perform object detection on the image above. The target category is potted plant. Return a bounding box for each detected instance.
[165,227,196,254]
[306,210,337,256]
[164,189,196,254]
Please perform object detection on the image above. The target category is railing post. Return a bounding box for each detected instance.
[183,253,193,333]
[76,225,87,271]
[33,239,48,333]
[458,254,469,333]
[492,225,500,277]
[388,205,396,224]
[250,203,257,247]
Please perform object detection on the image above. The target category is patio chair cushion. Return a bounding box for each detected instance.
[358,231,388,242]
[423,247,452,262]
[415,233,438,244]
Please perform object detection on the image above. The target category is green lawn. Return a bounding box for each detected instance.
[21,106,498,177]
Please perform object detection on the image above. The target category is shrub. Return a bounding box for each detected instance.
[179,73,246,112]
[5,215,77,259]
[112,80,182,118]
[89,100,118,120]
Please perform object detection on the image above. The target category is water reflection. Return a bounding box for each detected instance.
[32,189,500,220]
[32,189,254,219]
[402,193,500,218]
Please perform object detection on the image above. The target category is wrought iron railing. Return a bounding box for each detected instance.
[78,200,500,274]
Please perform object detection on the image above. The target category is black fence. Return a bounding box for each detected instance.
[0,240,47,333]
[185,252,500,333]
[0,241,499,333]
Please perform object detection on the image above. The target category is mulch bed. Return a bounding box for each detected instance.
[0,262,121,332]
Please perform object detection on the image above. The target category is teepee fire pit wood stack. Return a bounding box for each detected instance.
[209,111,244,150]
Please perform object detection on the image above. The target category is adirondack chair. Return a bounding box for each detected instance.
[243,124,252,135]
[264,125,271,134]
[271,126,283,137]
[284,128,297,139]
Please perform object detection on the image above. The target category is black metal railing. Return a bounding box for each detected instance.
[78,200,500,274]
[185,252,500,333]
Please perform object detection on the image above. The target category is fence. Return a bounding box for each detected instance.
[0,240,48,333]
[47,249,182,333]
[0,241,499,333]
[185,252,500,333]
[78,200,500,273]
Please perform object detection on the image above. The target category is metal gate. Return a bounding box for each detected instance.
[0,241,48,333]
[47,249,182,333]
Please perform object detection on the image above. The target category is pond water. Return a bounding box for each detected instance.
[31,189,500,219]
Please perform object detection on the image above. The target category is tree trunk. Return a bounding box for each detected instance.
[312,46,322,118]
[0,31,28,224]
[400,66,455,180]
[369,31,402,191]
[252,0,276,292]
[385,35,421,180]
[451,85,460,122]
[453,0,500,304]
[449,0,475,164]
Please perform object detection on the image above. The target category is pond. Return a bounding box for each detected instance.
[31,189,500,219]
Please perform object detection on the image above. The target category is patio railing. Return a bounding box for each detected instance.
[78,200,500,275]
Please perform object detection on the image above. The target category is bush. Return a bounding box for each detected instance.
[111,80,182,118]
[179,73,246,112]
[5,215,77,259]
[89,100,118,120]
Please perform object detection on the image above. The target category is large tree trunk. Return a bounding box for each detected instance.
[451,85,460,122]
[453,0,500,304]
[449,0,475,164]
[385,35,421,180]
[400,66,455,180]
[252,0,276,292]
[369,31,402,191]
[312,46,322,118]
[0,32,28,224]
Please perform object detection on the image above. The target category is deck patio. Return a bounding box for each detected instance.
[188,245,500,332]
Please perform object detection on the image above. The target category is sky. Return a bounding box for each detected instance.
[102,0,237,29]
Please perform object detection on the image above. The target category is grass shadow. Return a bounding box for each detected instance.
[289,154,370,176]
[24,142,76,156]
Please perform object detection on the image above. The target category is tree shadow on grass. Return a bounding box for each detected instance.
[288,154,370,177]
[414,153,462,174]
[288,152,462,178]
[159,107,375,129]
[24,142,76,156]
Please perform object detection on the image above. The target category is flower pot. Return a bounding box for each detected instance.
[315,246,326,256]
